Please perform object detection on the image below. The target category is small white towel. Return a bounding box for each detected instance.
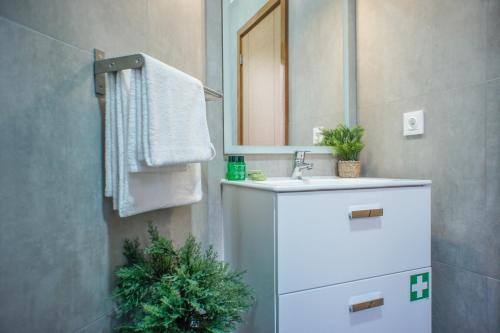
[127,68,186,173]
[128,54,215,170]
[120,164,202,217]
[105,70,204,218]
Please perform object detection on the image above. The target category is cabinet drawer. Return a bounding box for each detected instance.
[279,268,432,333]
[277,186,430,294]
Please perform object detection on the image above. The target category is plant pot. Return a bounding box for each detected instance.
[338,160,361,178]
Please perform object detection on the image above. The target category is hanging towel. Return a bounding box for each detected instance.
[126,68,186,173]
[105,71,126,210]
[105,73,119,210]
[119,164,202,217]
[127,53,215,170]
[105,70,203,218]
[104,73,114,197]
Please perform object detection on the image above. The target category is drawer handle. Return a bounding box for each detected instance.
[350,208,383,219]
[349,297,384,312]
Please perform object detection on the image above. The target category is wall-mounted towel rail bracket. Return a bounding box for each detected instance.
[93,49,223,101]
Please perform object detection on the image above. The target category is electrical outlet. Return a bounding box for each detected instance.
[403,110,424,136]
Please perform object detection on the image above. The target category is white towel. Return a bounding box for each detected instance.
[105,70,204,218]
[104,73,113,197]
[119,164,202,217]
[104,73,119,210]
[128,54,215,170]
[126,68,186,173]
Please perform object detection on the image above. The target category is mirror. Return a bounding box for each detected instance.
[223,0,357,154]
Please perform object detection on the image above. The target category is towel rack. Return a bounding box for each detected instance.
[93,49,223,101]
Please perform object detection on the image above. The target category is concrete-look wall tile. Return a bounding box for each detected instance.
[427,0,487,93]
[485,79,500,279]
[0,0,206,78]
[0,1,207,331]
[432,261,489,333]
[0,0,149,55]
[205,0,223,91]
[357,0,498,331]
[205,0,225,256]
[486,0,500,80]
[0,17,109,333]
[358,104,386,177]
[357,0,434,109]
[487,278,500,333]
[359,94,433,180]
[147,0,205,80]
[427,85,492,278]
[357,0,488,109]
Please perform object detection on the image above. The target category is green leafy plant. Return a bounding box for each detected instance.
[321,125,365,161]
[113,223,254,333]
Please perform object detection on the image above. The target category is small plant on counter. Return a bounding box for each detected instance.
[321,125,365,177]
[113,223,254,333]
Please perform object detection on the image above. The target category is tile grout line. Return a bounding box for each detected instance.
[72,312,111,333]
[486,274,490,333]
[0,15,92,55]
[432,259,499,281]
[433,259,493,331]
[484,52,489,306]
[358,77,500,112]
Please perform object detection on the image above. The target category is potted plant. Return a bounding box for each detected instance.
[113,223,254,333]
[321,125,365,178]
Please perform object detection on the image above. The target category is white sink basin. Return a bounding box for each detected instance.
[261,177,397,186]
[221,176,431,192]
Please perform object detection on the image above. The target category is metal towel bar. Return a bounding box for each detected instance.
[93,49,222,101]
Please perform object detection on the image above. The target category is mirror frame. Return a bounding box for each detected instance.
[223,0,357,154]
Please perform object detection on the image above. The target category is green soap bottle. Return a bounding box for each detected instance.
[237,156,246,180]
[226,156,239,180]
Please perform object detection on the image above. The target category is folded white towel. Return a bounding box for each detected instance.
[119,164,202,217]
[115,70,128,213]
[105,70,203,217]
[127,68,145,172]
[104,73,119,210]
[126,69,185,173]
[128,54,215,169]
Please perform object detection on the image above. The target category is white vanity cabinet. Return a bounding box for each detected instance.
[222,178,432,333]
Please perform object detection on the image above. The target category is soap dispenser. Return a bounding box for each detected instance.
[237,156,246,180]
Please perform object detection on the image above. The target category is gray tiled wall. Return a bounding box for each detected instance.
[0,1,206,332]
[357,0,500,332]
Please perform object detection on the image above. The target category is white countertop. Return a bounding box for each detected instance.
[221,176,431,192]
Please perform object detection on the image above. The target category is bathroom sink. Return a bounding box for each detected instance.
[261,177,395,186]
[221,176,431,192]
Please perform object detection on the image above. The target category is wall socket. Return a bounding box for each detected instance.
[403,110,424,136]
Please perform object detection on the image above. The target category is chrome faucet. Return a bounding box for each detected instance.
[291,151,313,179]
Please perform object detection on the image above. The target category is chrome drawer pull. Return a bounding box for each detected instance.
[349,297,384,312]
[350,208,384,219]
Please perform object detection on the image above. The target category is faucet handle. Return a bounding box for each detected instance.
[294,150,310,161]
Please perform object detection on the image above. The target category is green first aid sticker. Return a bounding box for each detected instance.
[410,272,430,301]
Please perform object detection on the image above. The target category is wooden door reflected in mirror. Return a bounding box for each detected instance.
[237,0,288,146]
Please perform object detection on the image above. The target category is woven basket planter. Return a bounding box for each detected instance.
[338,160,361,178]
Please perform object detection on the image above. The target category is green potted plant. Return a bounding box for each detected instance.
[321,125,365,178]
[113,223,254,333]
